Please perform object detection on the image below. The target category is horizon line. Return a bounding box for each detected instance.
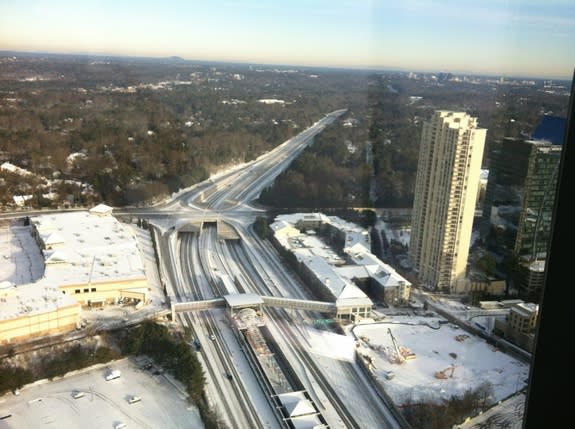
[0,48,572,82]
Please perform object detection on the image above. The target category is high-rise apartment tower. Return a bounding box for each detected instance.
[480,137,562,262]
[479,122,563,302]
[409,111,486,292]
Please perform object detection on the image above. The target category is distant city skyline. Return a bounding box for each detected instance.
[1,0,574,80]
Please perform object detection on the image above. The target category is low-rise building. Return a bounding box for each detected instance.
[270,213,412,321]
[0,280,80,344]
[508,302,539,334]
[0,204,149,344]
[493,301,539,352]
[29,205,149,307]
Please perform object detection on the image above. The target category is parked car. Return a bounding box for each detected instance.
[105,369,121,380]
[128,395,141,404]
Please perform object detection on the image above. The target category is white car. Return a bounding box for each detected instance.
[128,396,141,404]
[105,370,121,380]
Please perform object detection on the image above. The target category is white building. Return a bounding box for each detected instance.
[29,206,149,306]
[270,213,411,318]
[0,204,149,344]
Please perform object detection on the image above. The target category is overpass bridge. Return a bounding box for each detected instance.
[175,218,240,240]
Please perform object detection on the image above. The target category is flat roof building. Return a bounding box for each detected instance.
[29,209,149,306]
[0,205,149,344]
[0,280,80,344]
[270,213,412,319]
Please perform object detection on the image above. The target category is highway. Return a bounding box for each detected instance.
[117,108,406,428]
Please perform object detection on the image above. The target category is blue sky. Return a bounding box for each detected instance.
[1,0,573,79]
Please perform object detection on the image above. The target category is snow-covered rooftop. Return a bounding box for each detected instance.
[0,281,78,322]
[89,203,114,215]
[258,98,285,104]
[31,210,146,286]
[1,161,33,176]
[271,213,411,302]
[348,252,409,289]
[224,293,264,308]
[0,207,147,323]
[512,302,539,316]
[295,253,368,301]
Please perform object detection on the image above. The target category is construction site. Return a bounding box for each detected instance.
[350,316,530,408]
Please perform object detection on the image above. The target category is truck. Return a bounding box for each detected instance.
[105,369,121,381]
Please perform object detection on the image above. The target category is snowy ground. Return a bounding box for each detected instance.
[302,308,529,409]
[0,219,44,285]
[1,221,195,427]
[295,297,529,427]
[0,357,203,429]
[298,308,529,428]
[2,217,530,427]
[350,317,529,407]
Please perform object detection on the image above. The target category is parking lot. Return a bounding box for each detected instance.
[0,357,203,429]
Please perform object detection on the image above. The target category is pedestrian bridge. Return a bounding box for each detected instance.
[171,293,337,321]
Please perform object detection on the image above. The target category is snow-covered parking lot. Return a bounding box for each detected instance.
[0,357,203,429]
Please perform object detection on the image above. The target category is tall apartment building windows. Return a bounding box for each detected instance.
[479,118,563,302]
[514,145,561,259]
[409,111,486,292]
[481,139,561,258]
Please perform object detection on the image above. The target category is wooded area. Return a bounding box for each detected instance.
[0,54,570,210]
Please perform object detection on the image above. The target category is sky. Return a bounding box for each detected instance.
[0,0,574,79]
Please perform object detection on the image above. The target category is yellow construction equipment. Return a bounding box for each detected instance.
[361,354,376,371]
[387,328,416,363]
[435,365,455,379]
[399,345,416,360]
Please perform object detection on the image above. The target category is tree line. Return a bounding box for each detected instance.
[0,56,365,208]
[258,73,570,210]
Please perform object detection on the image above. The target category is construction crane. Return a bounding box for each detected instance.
[435,364,455,379]
[387,328,405,364]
